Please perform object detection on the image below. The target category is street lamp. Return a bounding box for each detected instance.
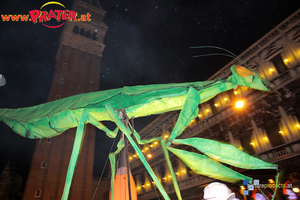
[235,100,244,109]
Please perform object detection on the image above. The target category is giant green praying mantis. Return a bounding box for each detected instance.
[0,65,278,200]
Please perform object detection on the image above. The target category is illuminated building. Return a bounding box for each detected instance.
[129,9,300,199]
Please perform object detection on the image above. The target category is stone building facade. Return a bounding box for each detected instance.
[128,8,300,200]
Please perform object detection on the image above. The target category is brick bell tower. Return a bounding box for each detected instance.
[22,0,108,199]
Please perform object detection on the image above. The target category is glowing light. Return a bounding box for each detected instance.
[168,175,172,178]
[189,119,195,125]
[142,185,144,187]
[137,186,141,189]
[150,145,153,147]
[175,173,178,175]
[268,179,275,184]
[269,68,274,72]
[129,157,132,160]
[145,147,149,150]
[263,137,267,140]
[142,150,144,152]
[284,59,289,62]
[279,131,283,134]
[206,109,210,112]
[250,143,254,145]
[296,124,300,127]
[181,170,186,173]
[133,154,136,157]
[292,188,299,193]
[162,178,165,180]
[164,135,169,138]
[198,114,202,117]
[147,154,152,158]
[214,103,218,107]
[235,100,244,109]
[154,141,158,145]
[234,91,238,94]
[224,98,228,101]
[147,184,150,186]
[240,186,245,190]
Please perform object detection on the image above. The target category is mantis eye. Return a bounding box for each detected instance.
[235,65,253,77]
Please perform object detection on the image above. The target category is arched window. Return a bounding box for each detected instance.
[265,124,285,147]
[72,25,79,34]
[59,78,64,84]
[62,63,67,68]
[79,28,85,36]
[34,189,42,198]
[271,54,288,74]
[40,161,47,169]
[92,32,97,41]
[86,30,91,38]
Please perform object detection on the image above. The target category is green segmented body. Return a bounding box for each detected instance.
[0,65,276,200]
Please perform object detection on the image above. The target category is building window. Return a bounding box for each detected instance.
[158,165,166,186]
[187,166,194,177]
[41,161,47,169]
[265,124,285,147]
[72,25,79,34]
[55,95,61,100]
[271,54,288,74]
[46,138,52,143]
[59,78,64,84]
[207,98,218,115]
[34,189,42,198]
[62,63,68,68]
[240,131,255,155]
[86,30,91,38]
[92,32,97,41]
[79,28,85,36]
[140,173,145,193]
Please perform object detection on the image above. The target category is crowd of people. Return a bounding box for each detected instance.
[203,174,300,200]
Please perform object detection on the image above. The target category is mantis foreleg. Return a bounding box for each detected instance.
[108,138,124,200]
[61,111,88,200]
[105,104,171,200]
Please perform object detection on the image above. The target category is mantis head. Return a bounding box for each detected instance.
[229,65,274,92]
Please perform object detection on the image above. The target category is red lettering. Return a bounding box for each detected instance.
[19,15,30,21]
[54,10,63,21]
[47,10,57,21]
[29,10,40,23]
[80,14,86,21]
[10,15,19,21]
[61,10,68,20]
[1,15,10,21]
[86,13,91,21]
[38,11,48,22]
[68,10,77,21]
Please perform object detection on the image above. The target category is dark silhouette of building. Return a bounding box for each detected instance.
[0,162,23,200]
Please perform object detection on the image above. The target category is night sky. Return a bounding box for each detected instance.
[0,0,299,189]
